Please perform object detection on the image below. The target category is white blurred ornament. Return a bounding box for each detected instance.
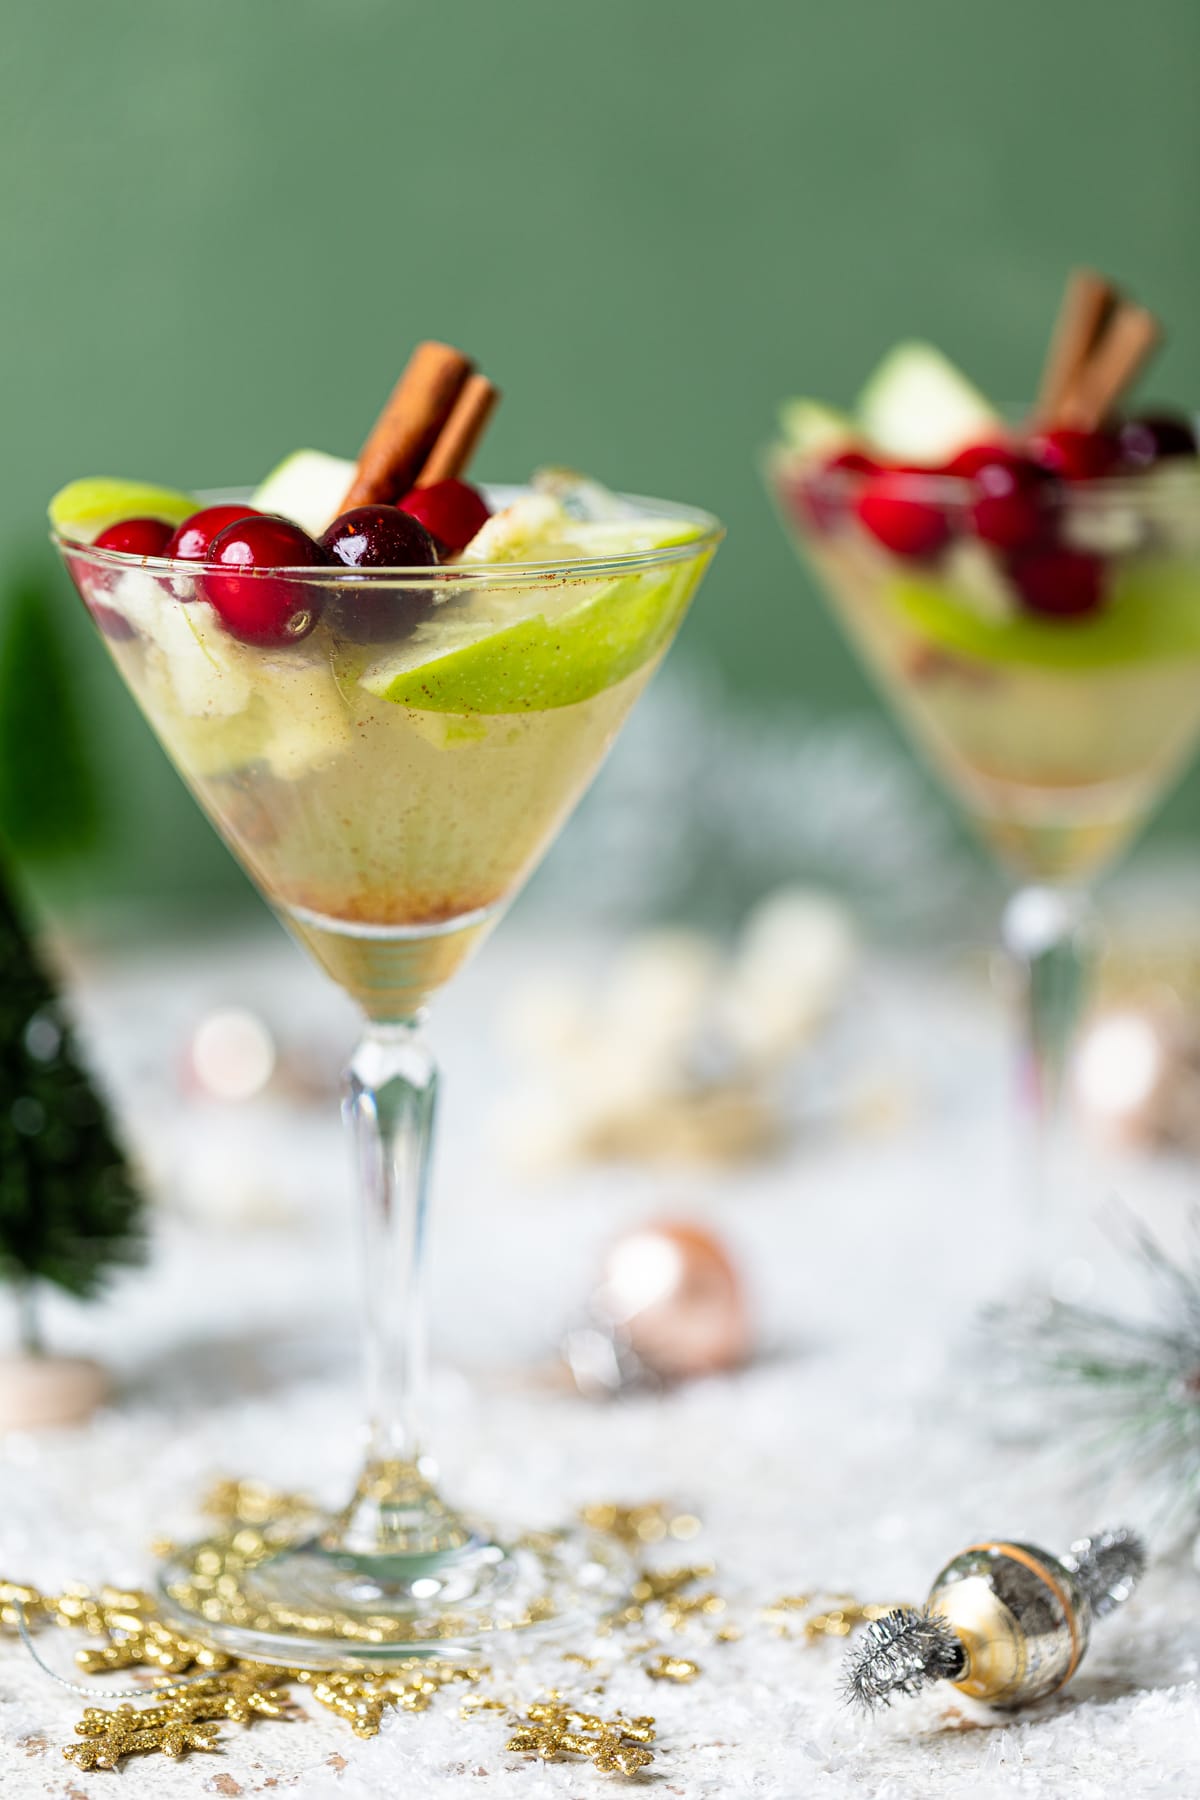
[565,1220,750,1395]
[498,889,856,1171]
[1074,1002,1200,1152]
[185,1007,277,1102]
[719,888,857,1070]
[181,1004,341,1109]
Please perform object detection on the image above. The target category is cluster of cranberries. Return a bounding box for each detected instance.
[90,479,491,647]
[797,413,1197,620]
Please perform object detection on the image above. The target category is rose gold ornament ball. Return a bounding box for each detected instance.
[597,1220,750,1380]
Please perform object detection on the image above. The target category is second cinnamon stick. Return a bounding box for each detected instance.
[1060,304,1163,430]
[415,375,499,487]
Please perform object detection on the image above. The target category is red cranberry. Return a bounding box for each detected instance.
[321,504,439,570]
[968,455,1050,551]
[796,484,839,534]
[1117,412,1197,469]
[942,440,1016,478]
[94,517,175,557]
[201,515,328,646]
[165,504,262,563]
[319,505,439,644]
[398,480,491,554]
[854,472,950,561]
[1009,546,1106,619]
[64,545,137,640]
[70,523,172,638]
[825,449,881,478]
[791,474,840,535]
[1029,429,1121,481]
[68,560,140,642]
[89,602,138,642]
[791,450,881,535]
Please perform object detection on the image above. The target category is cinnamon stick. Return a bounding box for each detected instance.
[415,375,499,487]
[339,341,473,512]
[1059,303,1163,429]
[1033,268,1119,427]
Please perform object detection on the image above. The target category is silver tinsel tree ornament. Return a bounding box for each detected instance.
[845,1529,1144,1712]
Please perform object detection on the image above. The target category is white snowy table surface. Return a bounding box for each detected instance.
[2,918,1199,1799]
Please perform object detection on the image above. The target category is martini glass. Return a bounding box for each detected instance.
[767,450,1200,1265]
[55,486,721,1664]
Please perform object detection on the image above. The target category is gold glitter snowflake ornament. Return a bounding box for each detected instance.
[65,1708,223,1770]
[506,1701,657,1774]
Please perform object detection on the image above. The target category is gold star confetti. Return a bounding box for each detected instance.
[201,1476,316,1527]
[759,1593,900,1640]
[579,1500,702,1547]
[460,1694,509,1718]
[645,1653,701,1682]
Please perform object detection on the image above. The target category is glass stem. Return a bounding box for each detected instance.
[325,1018,469,1560]
[1001,885,1094,1272]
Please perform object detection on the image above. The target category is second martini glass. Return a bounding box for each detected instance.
[769,449,1200,1262]
[55,485,721,1663]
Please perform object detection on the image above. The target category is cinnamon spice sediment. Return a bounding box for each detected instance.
[339,341,474,511]
[415,375,500,487]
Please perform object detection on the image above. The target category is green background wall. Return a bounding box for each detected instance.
[4,0,1200,914]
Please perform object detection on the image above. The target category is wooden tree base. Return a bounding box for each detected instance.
[0,1355,109,1430]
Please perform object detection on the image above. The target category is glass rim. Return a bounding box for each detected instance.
[765,435,1200,508]
[51,483,725,587]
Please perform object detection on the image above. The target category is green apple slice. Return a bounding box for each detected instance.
[892,561,1200,671]
[564,519,712,558]
[457,494,574,563]
[148,600,257,718]
[778,398,857,459]
[252,449,356,536]
[858,342,1000,463]
[144,616,351,777]
[362,569,685,712]
[159,700,271,779]
[49,477,198,542]
[458,495,704,566]
[532,467,632,519]
[362,520,710,713]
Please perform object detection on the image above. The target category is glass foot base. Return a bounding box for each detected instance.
[157,1522,632,1669]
